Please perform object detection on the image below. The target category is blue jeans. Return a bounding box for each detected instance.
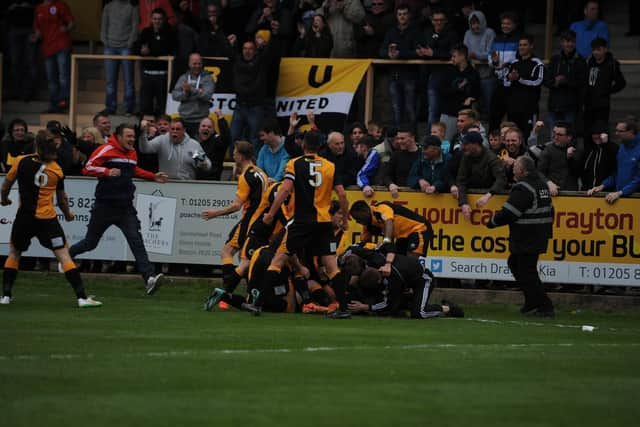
[480,77,497,117]
[389,79,416,128]
[427,73,444,129]
[547,110,577,131]
[69,203,154,281]
[104,47,135,113]
[230,103,265,150]
[44,49,70,108]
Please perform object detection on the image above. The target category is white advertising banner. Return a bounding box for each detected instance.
[0,189,19,244]
[136,192,177,255]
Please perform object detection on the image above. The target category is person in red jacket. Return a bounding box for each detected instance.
[68,123,169,295]
[33,0,74,113]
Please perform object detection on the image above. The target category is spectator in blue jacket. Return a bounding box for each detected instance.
[257,119,289,183]
[570,1,609,59]
[586,118,640,204]
[355,135,380,198]
[407,135,451,194]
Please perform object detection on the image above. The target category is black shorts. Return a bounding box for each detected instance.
[11,214,67,252]
[281,221,335,257]
[225,216,251,249]
[396,229,434,257]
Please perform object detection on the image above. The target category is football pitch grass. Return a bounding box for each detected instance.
[1,273,639,427]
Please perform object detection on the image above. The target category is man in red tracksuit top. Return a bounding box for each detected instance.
[69,123,169,294]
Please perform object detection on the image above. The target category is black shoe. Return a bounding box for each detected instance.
[325,309,351,319]
[527,308,555,318]
[442,299,464,318]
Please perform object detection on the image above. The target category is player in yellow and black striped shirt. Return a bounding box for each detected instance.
[0,133,101,307]
[259,131,352,318]
[201,140,267,305]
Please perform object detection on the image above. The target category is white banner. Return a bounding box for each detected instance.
[136,193,177,255]
[0,189,19,244]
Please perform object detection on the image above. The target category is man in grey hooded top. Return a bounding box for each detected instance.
[463,10,495,117]
[171,53,215,137]
[139,117,212,180]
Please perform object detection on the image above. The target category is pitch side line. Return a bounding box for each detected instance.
[2,342,640,361]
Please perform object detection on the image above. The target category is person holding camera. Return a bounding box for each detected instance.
[138,117,211,180]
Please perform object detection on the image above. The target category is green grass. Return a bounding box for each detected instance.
[1,272,639,427]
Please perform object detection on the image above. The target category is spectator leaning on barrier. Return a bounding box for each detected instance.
[171,53,216,137]
[33,0,75,113]
[544,30,587,130]
[257,119,290,183]
[583,37,626,140]
[580,121,618,191]
[570,0,609,59]
[452,131,506,222]
[486,155,555,318]
[407,135,451,194]
[383,126,420,199]
[319,131,359,187]
[139,117,212,180]
[586,118,640,204]
[536,121,583,196]
[356,135,381,198]
[138,7,178,116]
[101,0,139,116]
[196,111,231,181]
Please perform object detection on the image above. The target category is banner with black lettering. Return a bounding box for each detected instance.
[165,58,372,132]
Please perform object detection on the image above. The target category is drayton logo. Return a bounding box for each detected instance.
[430,259,443,273]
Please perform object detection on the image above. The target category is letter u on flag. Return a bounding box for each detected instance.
[275,58,372,129]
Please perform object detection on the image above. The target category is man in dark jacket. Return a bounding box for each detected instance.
[69,124,169,294]
[438,43,480,137]
[453,131,506,222]
[580,121,618,191]
[583,38,626,139]
[505,34,544,137]
[407,135,451,194]
[486,155,555,317]
[416,8,458,127]
[138,7,177,116]
[379,4,421,128]
[354,0,394,58]
[545,30,587,130]
[228,29,281,149]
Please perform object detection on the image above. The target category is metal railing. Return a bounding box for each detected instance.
[69,54,174,129]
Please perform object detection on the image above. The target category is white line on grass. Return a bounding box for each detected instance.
[2,342,639,361]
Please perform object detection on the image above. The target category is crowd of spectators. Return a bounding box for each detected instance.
[0,1,638,291]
